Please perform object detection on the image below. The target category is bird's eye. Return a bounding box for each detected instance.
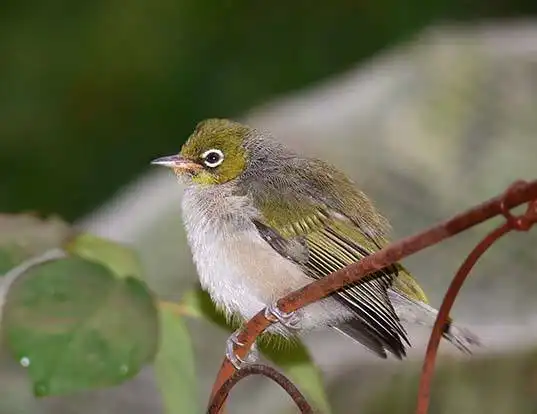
[201,149,224,168]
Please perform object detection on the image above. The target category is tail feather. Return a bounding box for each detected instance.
[333,319,406,359]
[442,320,481,353]
[388,288,481,353]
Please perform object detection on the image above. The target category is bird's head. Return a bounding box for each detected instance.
[152,119,250,186]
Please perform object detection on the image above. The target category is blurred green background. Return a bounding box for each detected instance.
[1,0,537,221]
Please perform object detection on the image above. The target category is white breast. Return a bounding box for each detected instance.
[181,184,354,331]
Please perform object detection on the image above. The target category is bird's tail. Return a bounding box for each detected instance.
[388,286,481,354]
[440,319,481,354]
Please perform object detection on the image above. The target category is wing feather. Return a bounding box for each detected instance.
[243,155,409,357]
[253,211,409,357]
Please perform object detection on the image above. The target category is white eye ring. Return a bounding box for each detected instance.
[201,148,224,168]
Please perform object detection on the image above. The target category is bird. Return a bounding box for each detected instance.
[151,118,480,368]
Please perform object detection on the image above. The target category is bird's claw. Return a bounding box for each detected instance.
[264,302,301,330]
[225,329,258,370]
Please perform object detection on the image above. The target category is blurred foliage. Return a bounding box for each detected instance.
[65,233,144,280]
[0,214,332,413]
[0,215,160,401]
[154,307,199,414]
[3,257,158,396]
[361,349,537,414]
[1,1,537,220]
[0,214,71,272]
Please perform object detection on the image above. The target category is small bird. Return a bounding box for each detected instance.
[152,118,480,368]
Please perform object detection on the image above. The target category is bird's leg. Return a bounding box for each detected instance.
[265,302,301,330]
[225,329,259,370]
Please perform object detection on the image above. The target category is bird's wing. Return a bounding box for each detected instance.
[252,207,409,358]
[244,156,414,357]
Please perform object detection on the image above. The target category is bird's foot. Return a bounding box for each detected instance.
[264,302,301,330]
[225,329,259,370]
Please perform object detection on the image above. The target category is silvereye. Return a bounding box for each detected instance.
[152,118,480,368]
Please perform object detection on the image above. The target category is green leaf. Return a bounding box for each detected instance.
[65,233,143,280]
[179,286,237,330]
[154,307,200,414]
[1,256,159,396]
[0,214,72,274]
[0,249,16,276]
[179,287,332,413]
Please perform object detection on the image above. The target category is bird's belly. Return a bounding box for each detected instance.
[190,229,298,319]
[188,228,354,333]
[181,186,354,333]
[196,242,267,321]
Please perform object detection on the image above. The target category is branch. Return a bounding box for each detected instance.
[207,364,313,414]
[208,179,537,413]
[417,187,537,413]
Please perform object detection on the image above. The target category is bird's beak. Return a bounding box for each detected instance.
[151,154,202,174]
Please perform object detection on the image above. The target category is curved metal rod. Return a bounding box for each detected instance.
[416,195,537,414]
[207,364,313,414]
[416,223,509,413]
